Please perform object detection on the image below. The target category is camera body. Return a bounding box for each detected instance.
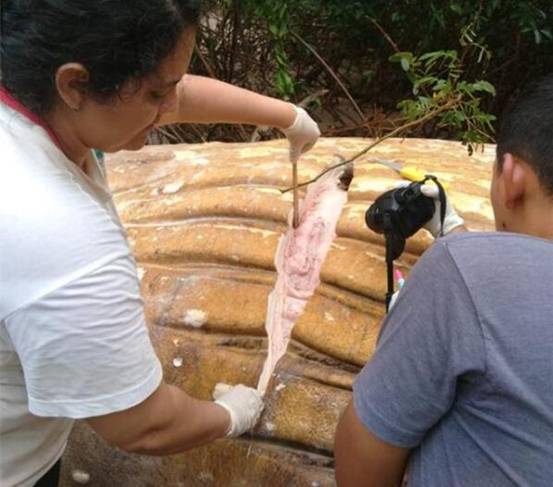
[365,176,444,311]
[365,181,435,259]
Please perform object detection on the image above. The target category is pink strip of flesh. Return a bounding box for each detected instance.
[257,163,354,394]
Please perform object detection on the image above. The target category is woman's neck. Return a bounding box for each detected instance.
[44,108,89,168]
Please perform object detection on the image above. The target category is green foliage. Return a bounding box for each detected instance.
[390,43,497,154]
[180,0,553,146]
[242,1,296,99]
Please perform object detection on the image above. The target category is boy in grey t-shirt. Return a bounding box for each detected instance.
[335,76,553,487]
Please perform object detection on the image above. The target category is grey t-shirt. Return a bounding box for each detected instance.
[353,232,553,487]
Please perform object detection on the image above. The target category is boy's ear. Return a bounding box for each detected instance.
[501,153,526,210]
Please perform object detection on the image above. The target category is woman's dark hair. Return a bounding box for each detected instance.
[0,0,201,115]
[496,74,553,195]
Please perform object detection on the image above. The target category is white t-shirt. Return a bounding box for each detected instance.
[0,103,162,486]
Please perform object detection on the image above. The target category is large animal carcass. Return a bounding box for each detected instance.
[59,137,495,486]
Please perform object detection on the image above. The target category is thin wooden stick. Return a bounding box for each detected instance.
[292,160,299,228]
[367,16,400,53]
[291,31,366,124]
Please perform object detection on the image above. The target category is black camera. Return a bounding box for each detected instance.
[365,175,446,311]
[365,180,435,259]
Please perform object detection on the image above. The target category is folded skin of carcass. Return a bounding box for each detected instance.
[257,163,354,394]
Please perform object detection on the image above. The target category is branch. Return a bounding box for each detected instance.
[280,96,462,193]
[367,16,400,53]
[291,31,366,123]
[194,45,217,79]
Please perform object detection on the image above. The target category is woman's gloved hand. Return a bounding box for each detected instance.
[420,182,465,238]
[213,383,264,437]
[280,106,321,162]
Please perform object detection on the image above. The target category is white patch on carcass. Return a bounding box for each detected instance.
[172,338,180,346]
[347,208,365,219]
[238,147,277,158]
[352,178,394,193]
[198,472,215,482]
[265,422,275,432]
[71,470,90,484]
[189,171,205,183]
[275,383,286,392]
[190,157,209,166]
[331,242,346,251]
[174,150,201,161]
[179,276,200,286]
[372,145,400,154]
[149,187,160,196]
[213,224,276,239]
[183,309,207,328]
[324,312,335,322]
[161,195,183,206]
[255,187,281,194]
[173,357,183,368]
[136,267,145,281]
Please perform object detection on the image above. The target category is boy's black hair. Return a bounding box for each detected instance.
[496,74,553,195]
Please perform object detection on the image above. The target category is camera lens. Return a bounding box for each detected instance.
[365,203,383,232]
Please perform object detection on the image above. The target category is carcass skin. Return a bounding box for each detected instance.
[258,164,353,394]
[58,138,496,486]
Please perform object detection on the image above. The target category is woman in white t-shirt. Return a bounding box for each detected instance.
[0,1,320,486]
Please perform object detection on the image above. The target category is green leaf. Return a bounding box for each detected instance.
[415,76,438,87]
[419,51,445,62]
[406,71,417,84]
[433,79,449,92]
[275,69,295,98]
[401,57,410,71]
[418,96,432,107]
[450,3,463,15]
[389,51,413,63]
[413,76,438,95]
[275,50,288,65]
[471,81,496,96]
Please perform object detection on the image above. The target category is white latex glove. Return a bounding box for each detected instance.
[213,383,264,437]
[420,182,465,238]
[280,106,321,162]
